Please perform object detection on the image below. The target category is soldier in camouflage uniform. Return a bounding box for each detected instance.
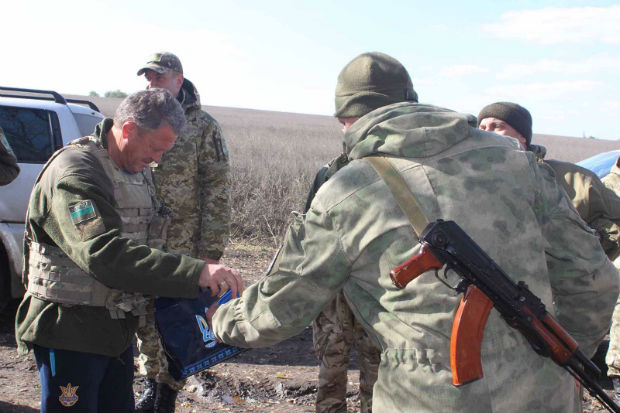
[479,103,620,394]
[134,52,232,413]
[211,52,619,413]
[478,102,620,261]
[0,126,20,185]
[14,90,241,412]
[602,155,620,400]
[306,153,380,413]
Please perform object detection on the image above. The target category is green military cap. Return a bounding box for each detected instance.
[334,52,418,118]
[137,52,183,76]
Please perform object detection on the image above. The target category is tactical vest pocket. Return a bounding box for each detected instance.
[148,214,171,249]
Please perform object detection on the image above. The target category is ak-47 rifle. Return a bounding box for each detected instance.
[390,219,619,413]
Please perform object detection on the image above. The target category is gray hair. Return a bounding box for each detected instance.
[113,88,186,133]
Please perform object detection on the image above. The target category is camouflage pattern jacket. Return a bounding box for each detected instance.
[531,147,620,261]
[213,103,619,412]
[602,156,620,377]
[152,78,231,260]
[16,119,205,357]
[603,156,620,198]
[603,156,620,269]
[0,127,19,185]
[304,153,349,212]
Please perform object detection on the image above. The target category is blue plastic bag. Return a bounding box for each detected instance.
[154,289,244,380]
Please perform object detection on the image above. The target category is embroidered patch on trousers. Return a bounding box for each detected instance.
[58,383,79,407]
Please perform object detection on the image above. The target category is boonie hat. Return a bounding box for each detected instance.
[137,52,183,76]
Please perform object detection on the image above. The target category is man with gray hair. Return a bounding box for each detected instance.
[15,89,242,413]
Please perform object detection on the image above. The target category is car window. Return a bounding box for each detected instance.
[0,106,62,164]
[73,113,102,137]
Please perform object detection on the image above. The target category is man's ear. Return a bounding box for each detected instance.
[175,73,184,90]
[121,120,138,142]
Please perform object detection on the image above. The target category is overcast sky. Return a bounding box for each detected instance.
[4,0,619,139]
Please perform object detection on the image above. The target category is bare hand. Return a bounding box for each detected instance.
[198,263,243,298]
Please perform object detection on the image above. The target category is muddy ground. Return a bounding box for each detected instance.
[0,242,615,412]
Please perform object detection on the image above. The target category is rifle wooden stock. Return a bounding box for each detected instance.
[389,246,443,288]
[450,285,494,386]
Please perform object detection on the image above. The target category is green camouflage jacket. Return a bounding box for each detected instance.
[304,153,348,212]
[152,78,231,260]
[603,156,620,198]
[530,145,620,261]
[213,102,618,412]
[16,119,205,357]
[0,126,19,185]
[602,156,620,271]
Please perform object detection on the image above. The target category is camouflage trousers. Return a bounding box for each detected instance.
[136,302,186,391]
[606,258,620,377]
[312,291,380,413]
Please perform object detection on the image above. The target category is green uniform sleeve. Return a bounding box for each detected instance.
[603,165,620,198]
[213,209,351,347]
[0,131,19,185]
[32,158,203,298]
[546,159,620,261]
[197,120,231,260]
[536,161,620,356]
[586,181,620,262]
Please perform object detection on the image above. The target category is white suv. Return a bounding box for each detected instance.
[0,87,104,304]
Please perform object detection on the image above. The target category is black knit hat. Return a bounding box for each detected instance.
[477,102,533,146]
[334,52,418,118]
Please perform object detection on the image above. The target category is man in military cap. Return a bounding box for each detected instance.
[478,102,620,261]
[15,89,242,413]
[134,52,232,413]
[0,126,19,185]
[210,52,618,412]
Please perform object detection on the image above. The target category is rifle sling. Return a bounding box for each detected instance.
[365,156,429,237]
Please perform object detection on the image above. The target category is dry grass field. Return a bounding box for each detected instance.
[86,95,618,242]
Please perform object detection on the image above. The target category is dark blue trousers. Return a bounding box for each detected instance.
[33,345,134,413]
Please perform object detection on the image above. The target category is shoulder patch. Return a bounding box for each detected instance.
[69,200,97,224]
[69,200,106,240]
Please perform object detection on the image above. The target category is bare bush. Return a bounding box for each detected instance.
[213,107,342,244]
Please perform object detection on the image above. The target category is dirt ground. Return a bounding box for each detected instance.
[0,242,615,413]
